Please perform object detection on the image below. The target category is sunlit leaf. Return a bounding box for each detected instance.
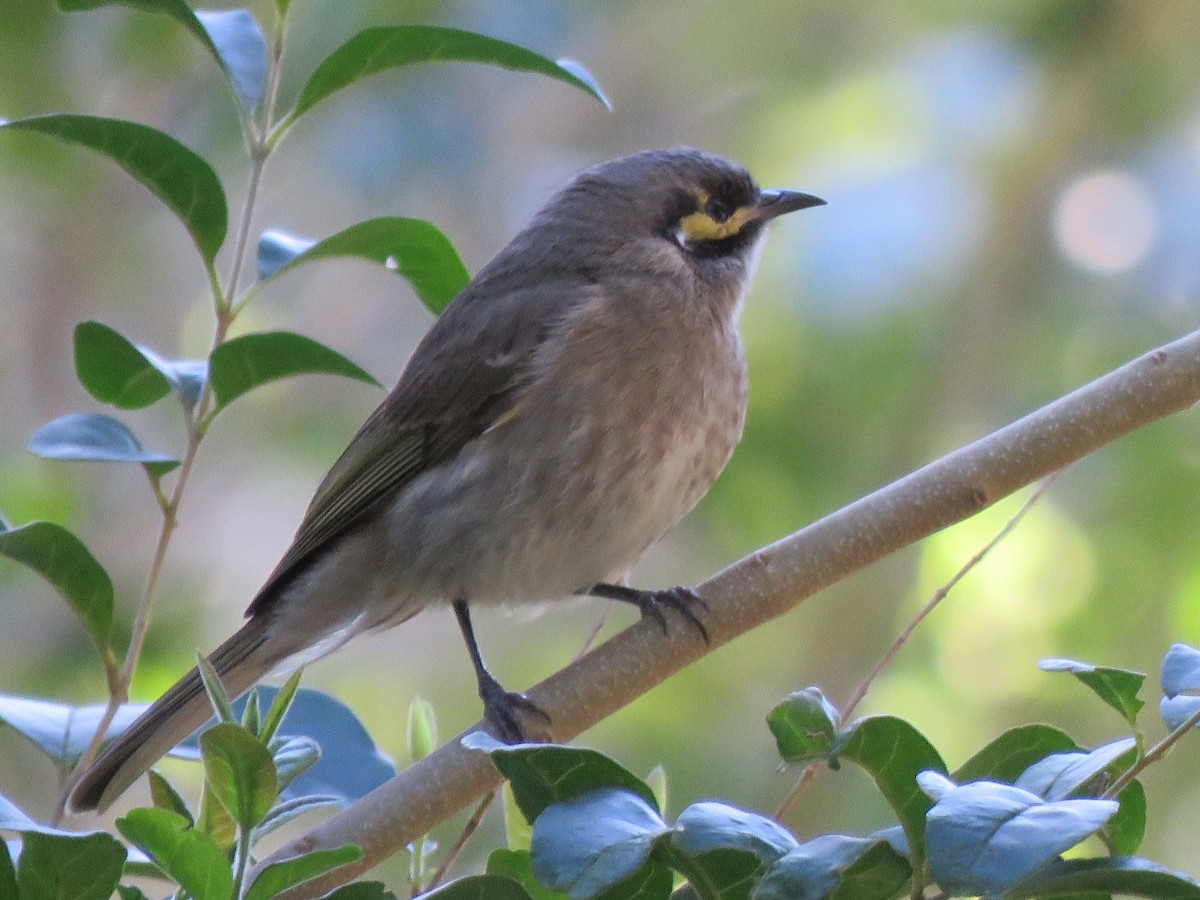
[29,413,179,476]
[199,723,277,829]
[1040,658,1146,726]
[16,831,126,900]
[768,687,840,763]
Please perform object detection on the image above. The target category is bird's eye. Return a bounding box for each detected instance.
[705,198,732,222]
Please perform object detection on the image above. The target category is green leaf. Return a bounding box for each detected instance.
[208,330,380,410]
[1,114,226,263]
[1040,658,1147,726]
[147,770,193,825]
[116,808,232,900]
[29,413,180,476]
[421,874,536,899]
[752,835,912,900]
[285,25,609,130]
[0,521,113,651]
[407,696,438,763]
[16,831,126,900]
[58,1,266,116]
[1160,643,1200,696]
[836,715,946,872]
[0,697,147,766]
[74,321,172,409]
[199,723,278,829]
[0,839,15,900]
[244,845,363,900]
[767,687,840,763]
[259,670,303,744]
[253,794,342,839]
[270,735,321,793]
[504,782,535,852]
[1006,856,1200,900]
[196,653,237,723]
[954,724,1080,784]
[531,788,668,898]
[463,734,660,824]
[487,849,566,900]
[919,774,1118,897]
[1108,780,1147,856]
[258,218,470,314]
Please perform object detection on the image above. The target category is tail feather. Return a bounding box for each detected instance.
[70,620,274,813]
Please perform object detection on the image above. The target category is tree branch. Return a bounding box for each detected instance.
[259,328,1200,897]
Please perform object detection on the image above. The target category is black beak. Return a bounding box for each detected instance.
[749,188,826,223]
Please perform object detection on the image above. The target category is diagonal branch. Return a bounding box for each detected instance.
[260,328,1200,898]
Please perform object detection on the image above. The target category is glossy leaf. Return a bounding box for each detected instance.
[0,522,113,652]
[1040,658,1146,726]
[208,330,380,410]
[244,845,363,900]
[135,344,208,410]
[286,25,609,127]
[1014,738,1137,800]
[258,218,470,314]
[954,724,1079,784]
[259,671,303,744]
[74,321,171,409]
[767,687,840,763]
[1161,643,1200,697]
[1006,856,1200,899]
[0,696,147,765]
[16,831,126,900]
[920,775,1118,896]
[59,1,266,115]
[0,114,226,263]
[116,808,231,900]
[463,733,660,824]
[194,9,267,113]
[752,835,911,900]
[29,413,179,476]
[837,715,946,870]
[1160,695,1200,730]
[671,801,797,864]
[1107,780,1147,856]
[199,723,277,829]
[0,791,78,836]
[530,787,668,898]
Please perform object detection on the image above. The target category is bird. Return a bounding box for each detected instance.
[69,147,824,812]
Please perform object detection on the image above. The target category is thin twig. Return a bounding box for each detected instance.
[1104,702,1200,799]
[774,473,1060,822]
[423,790,497,893]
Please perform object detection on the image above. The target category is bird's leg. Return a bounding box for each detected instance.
[453,600,549,743]
[588,583,710,643]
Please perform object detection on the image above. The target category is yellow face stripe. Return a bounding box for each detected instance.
[677,205,754,242]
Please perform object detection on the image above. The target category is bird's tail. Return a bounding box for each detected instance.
[69,618,275,813]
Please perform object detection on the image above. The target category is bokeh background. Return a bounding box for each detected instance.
[3,0,1200,885]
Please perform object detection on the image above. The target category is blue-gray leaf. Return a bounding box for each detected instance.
[29,413,179,476]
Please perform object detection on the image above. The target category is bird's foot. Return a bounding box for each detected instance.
[590,583,710,643]
[477,670,551,744]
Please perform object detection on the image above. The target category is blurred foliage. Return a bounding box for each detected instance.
[3,0,1200,887]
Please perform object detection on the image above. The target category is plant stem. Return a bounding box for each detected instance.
[423,790,496,893]
[233,824,253,899]
[58,17,291,821]
[1104,702,1200,799]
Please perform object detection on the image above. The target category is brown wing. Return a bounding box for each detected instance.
[245,274,577,616]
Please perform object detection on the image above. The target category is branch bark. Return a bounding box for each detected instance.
[260,328,1200,897]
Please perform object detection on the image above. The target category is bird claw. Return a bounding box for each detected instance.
[478,673,551,744]
[589,582,710,643]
